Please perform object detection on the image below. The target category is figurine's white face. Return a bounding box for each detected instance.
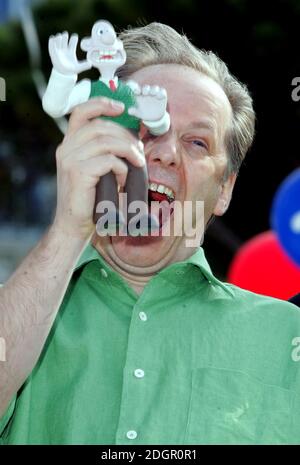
[80,20,126,78]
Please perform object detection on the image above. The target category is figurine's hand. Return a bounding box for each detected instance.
[49,32,92,76]
[127,81,168,122]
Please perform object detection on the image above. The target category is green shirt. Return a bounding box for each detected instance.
[1,244,300,445]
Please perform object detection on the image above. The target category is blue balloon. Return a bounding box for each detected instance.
[271,168,300,267]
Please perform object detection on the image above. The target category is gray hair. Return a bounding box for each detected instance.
[118,22,255,175]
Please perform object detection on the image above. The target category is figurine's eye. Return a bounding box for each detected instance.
[98,29,103,35]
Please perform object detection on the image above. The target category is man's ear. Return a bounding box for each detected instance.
[213,172,237,216]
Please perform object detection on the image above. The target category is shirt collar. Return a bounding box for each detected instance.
[184,248,234,296]
[74,243,233,297]
[74,243,104,271]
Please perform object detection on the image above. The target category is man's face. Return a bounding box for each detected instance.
[97,64,236,271]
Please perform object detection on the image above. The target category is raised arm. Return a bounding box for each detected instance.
[0,97,145,418]
[42,32,92,118]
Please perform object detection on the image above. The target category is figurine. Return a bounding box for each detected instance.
[42,20,170,235]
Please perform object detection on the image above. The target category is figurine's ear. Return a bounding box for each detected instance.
[80,37,92,52]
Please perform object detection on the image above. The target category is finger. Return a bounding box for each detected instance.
[79,154,129,187]
[77,60,92,73]
[64,136,145,168]
[48,36,55,54]
[69,33,79,52]
[126,80,140,94]
[157,87,167,100]
[55,33,62,49]
[67,97,125,136]
[142,85,150,96]
[132,85,141,96]
[65,118,140,150]
[61,31,69,48]
[150,85,160,96]
[128,106,139,117]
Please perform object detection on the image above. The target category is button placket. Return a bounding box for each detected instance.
[115,291,153,444]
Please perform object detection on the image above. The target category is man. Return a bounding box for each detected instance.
[0,22,300,445]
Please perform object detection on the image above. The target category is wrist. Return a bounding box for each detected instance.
[48,220,92,250]
[51,67,77,82]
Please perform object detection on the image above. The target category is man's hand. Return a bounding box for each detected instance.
[126,81,168,122]
[49,32,92,75]
[53,97,145,239]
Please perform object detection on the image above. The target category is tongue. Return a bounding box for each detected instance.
[148,190,173,231]
[149,191,169,203]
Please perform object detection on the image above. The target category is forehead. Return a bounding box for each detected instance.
[130,64,232,133]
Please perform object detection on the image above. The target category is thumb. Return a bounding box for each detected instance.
[128,106,139,117]
[77,61,92,73]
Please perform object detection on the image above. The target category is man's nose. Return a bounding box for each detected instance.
[101,29,117,45]
[147,132,181,167]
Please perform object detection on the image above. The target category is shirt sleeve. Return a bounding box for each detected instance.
[42,68,90,118]
[0,396,16,438]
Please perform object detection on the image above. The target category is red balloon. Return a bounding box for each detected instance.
[228,231,300,300]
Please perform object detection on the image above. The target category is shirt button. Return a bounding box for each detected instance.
[126,430,137,440]
[100,268,108,278]
[139,311,147,321]
[134,369,145,378]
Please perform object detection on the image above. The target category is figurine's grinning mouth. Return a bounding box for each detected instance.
[96,50,119,62]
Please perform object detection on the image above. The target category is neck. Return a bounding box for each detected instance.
[99,73,118,85]
[92,235,153,295]
[91,234,200,296]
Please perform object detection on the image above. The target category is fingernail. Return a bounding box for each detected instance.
[111,100,124,110]
[132,145,145,165]
[138,140,144,151]
[137,156,145,166]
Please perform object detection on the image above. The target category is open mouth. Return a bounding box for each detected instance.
[148,182,175,232]
[148,182,175,204]
[98,50,118,61]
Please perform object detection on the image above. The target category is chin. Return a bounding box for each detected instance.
[109,234,176,268]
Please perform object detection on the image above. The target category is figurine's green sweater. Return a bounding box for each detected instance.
[90,80,140,131]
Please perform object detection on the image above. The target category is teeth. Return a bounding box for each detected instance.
[165,188,175,199]
[149,183,157,191]
[148,182,175,200]
[99,50,117,56]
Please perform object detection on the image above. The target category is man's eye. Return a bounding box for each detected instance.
[192,140,207,149]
